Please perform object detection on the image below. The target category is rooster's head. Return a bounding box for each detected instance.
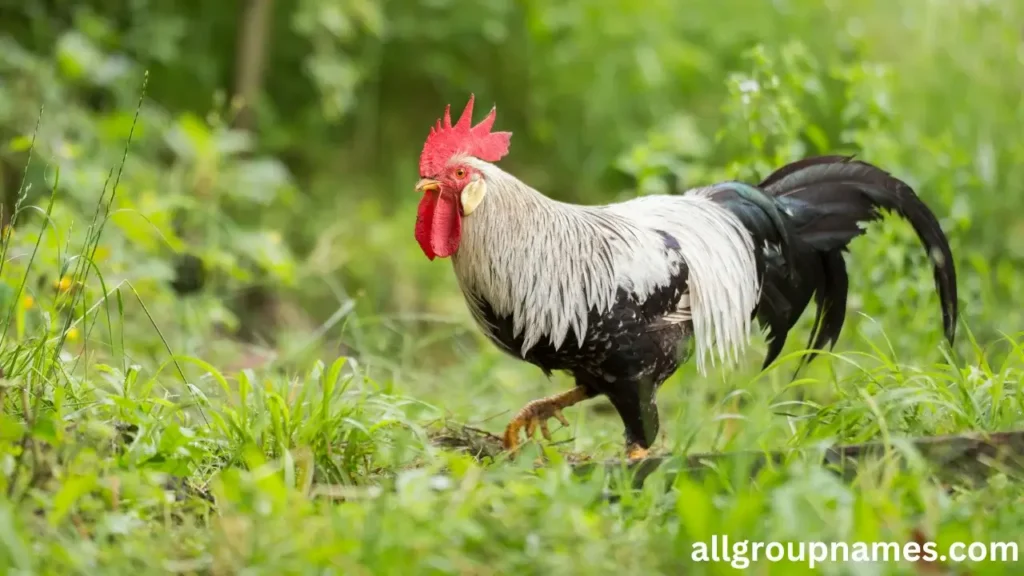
[415,94,512,260]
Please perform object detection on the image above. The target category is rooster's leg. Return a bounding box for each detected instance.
[605,379,660,461]
[626,444,649,460]
[502,386,591,452]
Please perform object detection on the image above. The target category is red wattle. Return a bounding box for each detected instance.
[430,190,461,257]
[415,190,462,259]
[415,191,438,259]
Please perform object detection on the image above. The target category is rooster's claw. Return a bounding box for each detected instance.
[502,386,589,453]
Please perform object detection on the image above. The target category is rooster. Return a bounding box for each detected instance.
[414,95,958,460]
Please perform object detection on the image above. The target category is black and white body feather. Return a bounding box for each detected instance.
[451,155,958,450]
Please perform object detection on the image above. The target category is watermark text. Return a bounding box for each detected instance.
[691,535,1018,569]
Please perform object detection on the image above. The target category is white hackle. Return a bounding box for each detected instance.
[451,157,761,375]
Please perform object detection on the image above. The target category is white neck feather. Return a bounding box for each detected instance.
[451,158,760,375]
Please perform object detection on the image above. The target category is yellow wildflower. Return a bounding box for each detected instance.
[54,276,73,293]
[21,295,34,309]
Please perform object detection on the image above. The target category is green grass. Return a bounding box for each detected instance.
[2,310,1024,574]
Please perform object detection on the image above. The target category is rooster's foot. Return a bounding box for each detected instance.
[626,444,650,461]
[502,386,589,453]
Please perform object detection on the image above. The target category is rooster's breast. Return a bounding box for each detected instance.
[470,254,693,390]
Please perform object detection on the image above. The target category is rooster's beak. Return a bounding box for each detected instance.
[416,179,440,194]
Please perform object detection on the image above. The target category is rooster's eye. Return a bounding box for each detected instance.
[455,169,466,178]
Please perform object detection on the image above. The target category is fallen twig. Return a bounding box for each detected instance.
[575,430,1024,488]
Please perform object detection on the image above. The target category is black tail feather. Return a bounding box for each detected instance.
[713,155,959,372]
[756,154,854,190]
[796,249,849,373]
[760,156,958,344]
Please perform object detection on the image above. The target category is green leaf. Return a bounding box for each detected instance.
[49,474,97,526]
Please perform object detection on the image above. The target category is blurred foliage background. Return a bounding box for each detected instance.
[0,0,1022,415]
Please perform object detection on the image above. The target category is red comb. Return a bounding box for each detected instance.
[419,94,512,177]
